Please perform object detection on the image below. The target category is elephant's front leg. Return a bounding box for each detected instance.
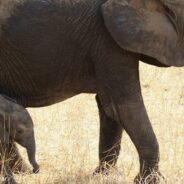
[95,53,160,183]
[123,103,160,184]
[94,95,123,174]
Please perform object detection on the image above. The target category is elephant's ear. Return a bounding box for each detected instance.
[102,0,184,66]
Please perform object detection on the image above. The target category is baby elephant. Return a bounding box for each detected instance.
[0,95,39,184]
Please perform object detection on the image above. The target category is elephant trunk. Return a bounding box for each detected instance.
[25,132,39,173]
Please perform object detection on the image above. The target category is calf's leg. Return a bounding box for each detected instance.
[0,143,28,174]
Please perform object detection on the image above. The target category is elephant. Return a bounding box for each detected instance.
[0,95,39,184]
[0,0,183,183]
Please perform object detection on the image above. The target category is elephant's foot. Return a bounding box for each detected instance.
[93,162,117,176]
[134,170,164,184]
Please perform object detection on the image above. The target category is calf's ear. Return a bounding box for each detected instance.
[102,0,184,66]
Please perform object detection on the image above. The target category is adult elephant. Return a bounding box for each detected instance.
[0,0,183,183]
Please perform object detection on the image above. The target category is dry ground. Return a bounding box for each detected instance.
[11,63,184,183]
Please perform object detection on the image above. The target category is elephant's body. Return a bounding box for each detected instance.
[0,0,183,183]
[0,0,165,108]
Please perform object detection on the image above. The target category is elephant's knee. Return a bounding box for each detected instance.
[138,142,159,170]
[139,140,159,157]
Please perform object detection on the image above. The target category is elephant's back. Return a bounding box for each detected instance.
[0,0,105,67]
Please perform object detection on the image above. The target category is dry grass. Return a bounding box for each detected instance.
[4,63,184,183]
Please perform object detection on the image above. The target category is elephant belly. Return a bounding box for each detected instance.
[0,0,98,107]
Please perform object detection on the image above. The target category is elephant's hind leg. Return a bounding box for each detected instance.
[94,95,123,174]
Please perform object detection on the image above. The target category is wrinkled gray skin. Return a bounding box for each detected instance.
[0,0,183,183]
[0,95,39,184]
